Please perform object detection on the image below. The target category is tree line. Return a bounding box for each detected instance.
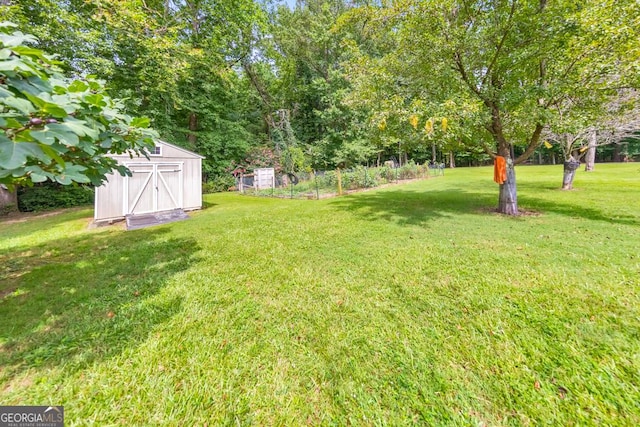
[1,0,639,214]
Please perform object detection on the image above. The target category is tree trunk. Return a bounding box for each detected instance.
[498,159,518,215]
[431,142,436,163]
[562,158,580,190]
[613,143,622,162]
[0,185,17,213]
[449,151,455,168]
[187,112,198,146]
[584,130,596,171]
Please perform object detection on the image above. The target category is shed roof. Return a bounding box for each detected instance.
[153,140,205,159]
[109,139,205,160]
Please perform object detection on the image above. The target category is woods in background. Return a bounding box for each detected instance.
[2,0,639,196]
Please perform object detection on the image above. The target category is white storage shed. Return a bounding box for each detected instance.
[94,140,204,223]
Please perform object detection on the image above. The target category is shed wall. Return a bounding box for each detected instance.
[95,171,125,220]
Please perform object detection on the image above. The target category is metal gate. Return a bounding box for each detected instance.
[124,163,183,215]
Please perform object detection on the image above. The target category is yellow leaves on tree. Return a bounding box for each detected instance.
[441,117,448,132]
[409,114,418,129]
[378,117,387,131]
[424,118,433,134]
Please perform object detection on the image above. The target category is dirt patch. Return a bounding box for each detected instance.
[2,372,34,394]
[0,287,17,300]
[477,207,542,217]
[0,207,88,225]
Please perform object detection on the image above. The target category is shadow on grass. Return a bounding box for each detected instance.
[201,200,218,209]
[328,187,639,227]
[328,188,495,226]
[519,194,639,226]
[0,226,200,386]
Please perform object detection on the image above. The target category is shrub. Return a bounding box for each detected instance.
[18,183,94,212]
[398,160,430,180]
[314,171,337,189]
[379,166,396,182]
[203,175,236,193]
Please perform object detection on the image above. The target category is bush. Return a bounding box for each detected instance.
[314,171,337,189]
[203,175,236,193]
[398,160,419,179]
[18,183,94,212]
[378,166,396,182]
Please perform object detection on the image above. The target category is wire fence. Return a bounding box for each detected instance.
[237,161,445,200]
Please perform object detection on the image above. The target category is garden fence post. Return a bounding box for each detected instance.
[337,168,343,195]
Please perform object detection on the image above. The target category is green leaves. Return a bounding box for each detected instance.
[0,23,157,186]
[1,96,35,114]
[130,117,150,128]
[0,30,37,48]
[0,136,44,169]
[67,80,89,93]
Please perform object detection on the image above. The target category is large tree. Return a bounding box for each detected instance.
[543,88,640,189]
[2,0,267,182]
[342,0,640,214]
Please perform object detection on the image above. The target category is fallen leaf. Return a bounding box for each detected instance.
[558,386,568,399]
[107,311,115,318]
[534,380,541,390]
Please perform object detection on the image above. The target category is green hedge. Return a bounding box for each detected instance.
[18,183,94,212]
[203,175,237,193]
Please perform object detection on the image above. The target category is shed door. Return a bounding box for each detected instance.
[125,163,183,215]
[157,164,182,212]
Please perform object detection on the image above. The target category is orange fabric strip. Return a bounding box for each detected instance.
[494,156,507,184]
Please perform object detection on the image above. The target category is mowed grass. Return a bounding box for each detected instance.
[1,164,639,425]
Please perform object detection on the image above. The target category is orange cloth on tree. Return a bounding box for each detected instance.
[494,156,507,184]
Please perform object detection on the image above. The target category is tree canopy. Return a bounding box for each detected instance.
[1,0,639,205]
[0,22,156,187]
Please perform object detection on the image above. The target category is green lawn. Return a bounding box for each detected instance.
[1,164,639,425]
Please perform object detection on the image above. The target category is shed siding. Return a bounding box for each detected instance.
[95,171,125,220]
[183,158,202,209]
